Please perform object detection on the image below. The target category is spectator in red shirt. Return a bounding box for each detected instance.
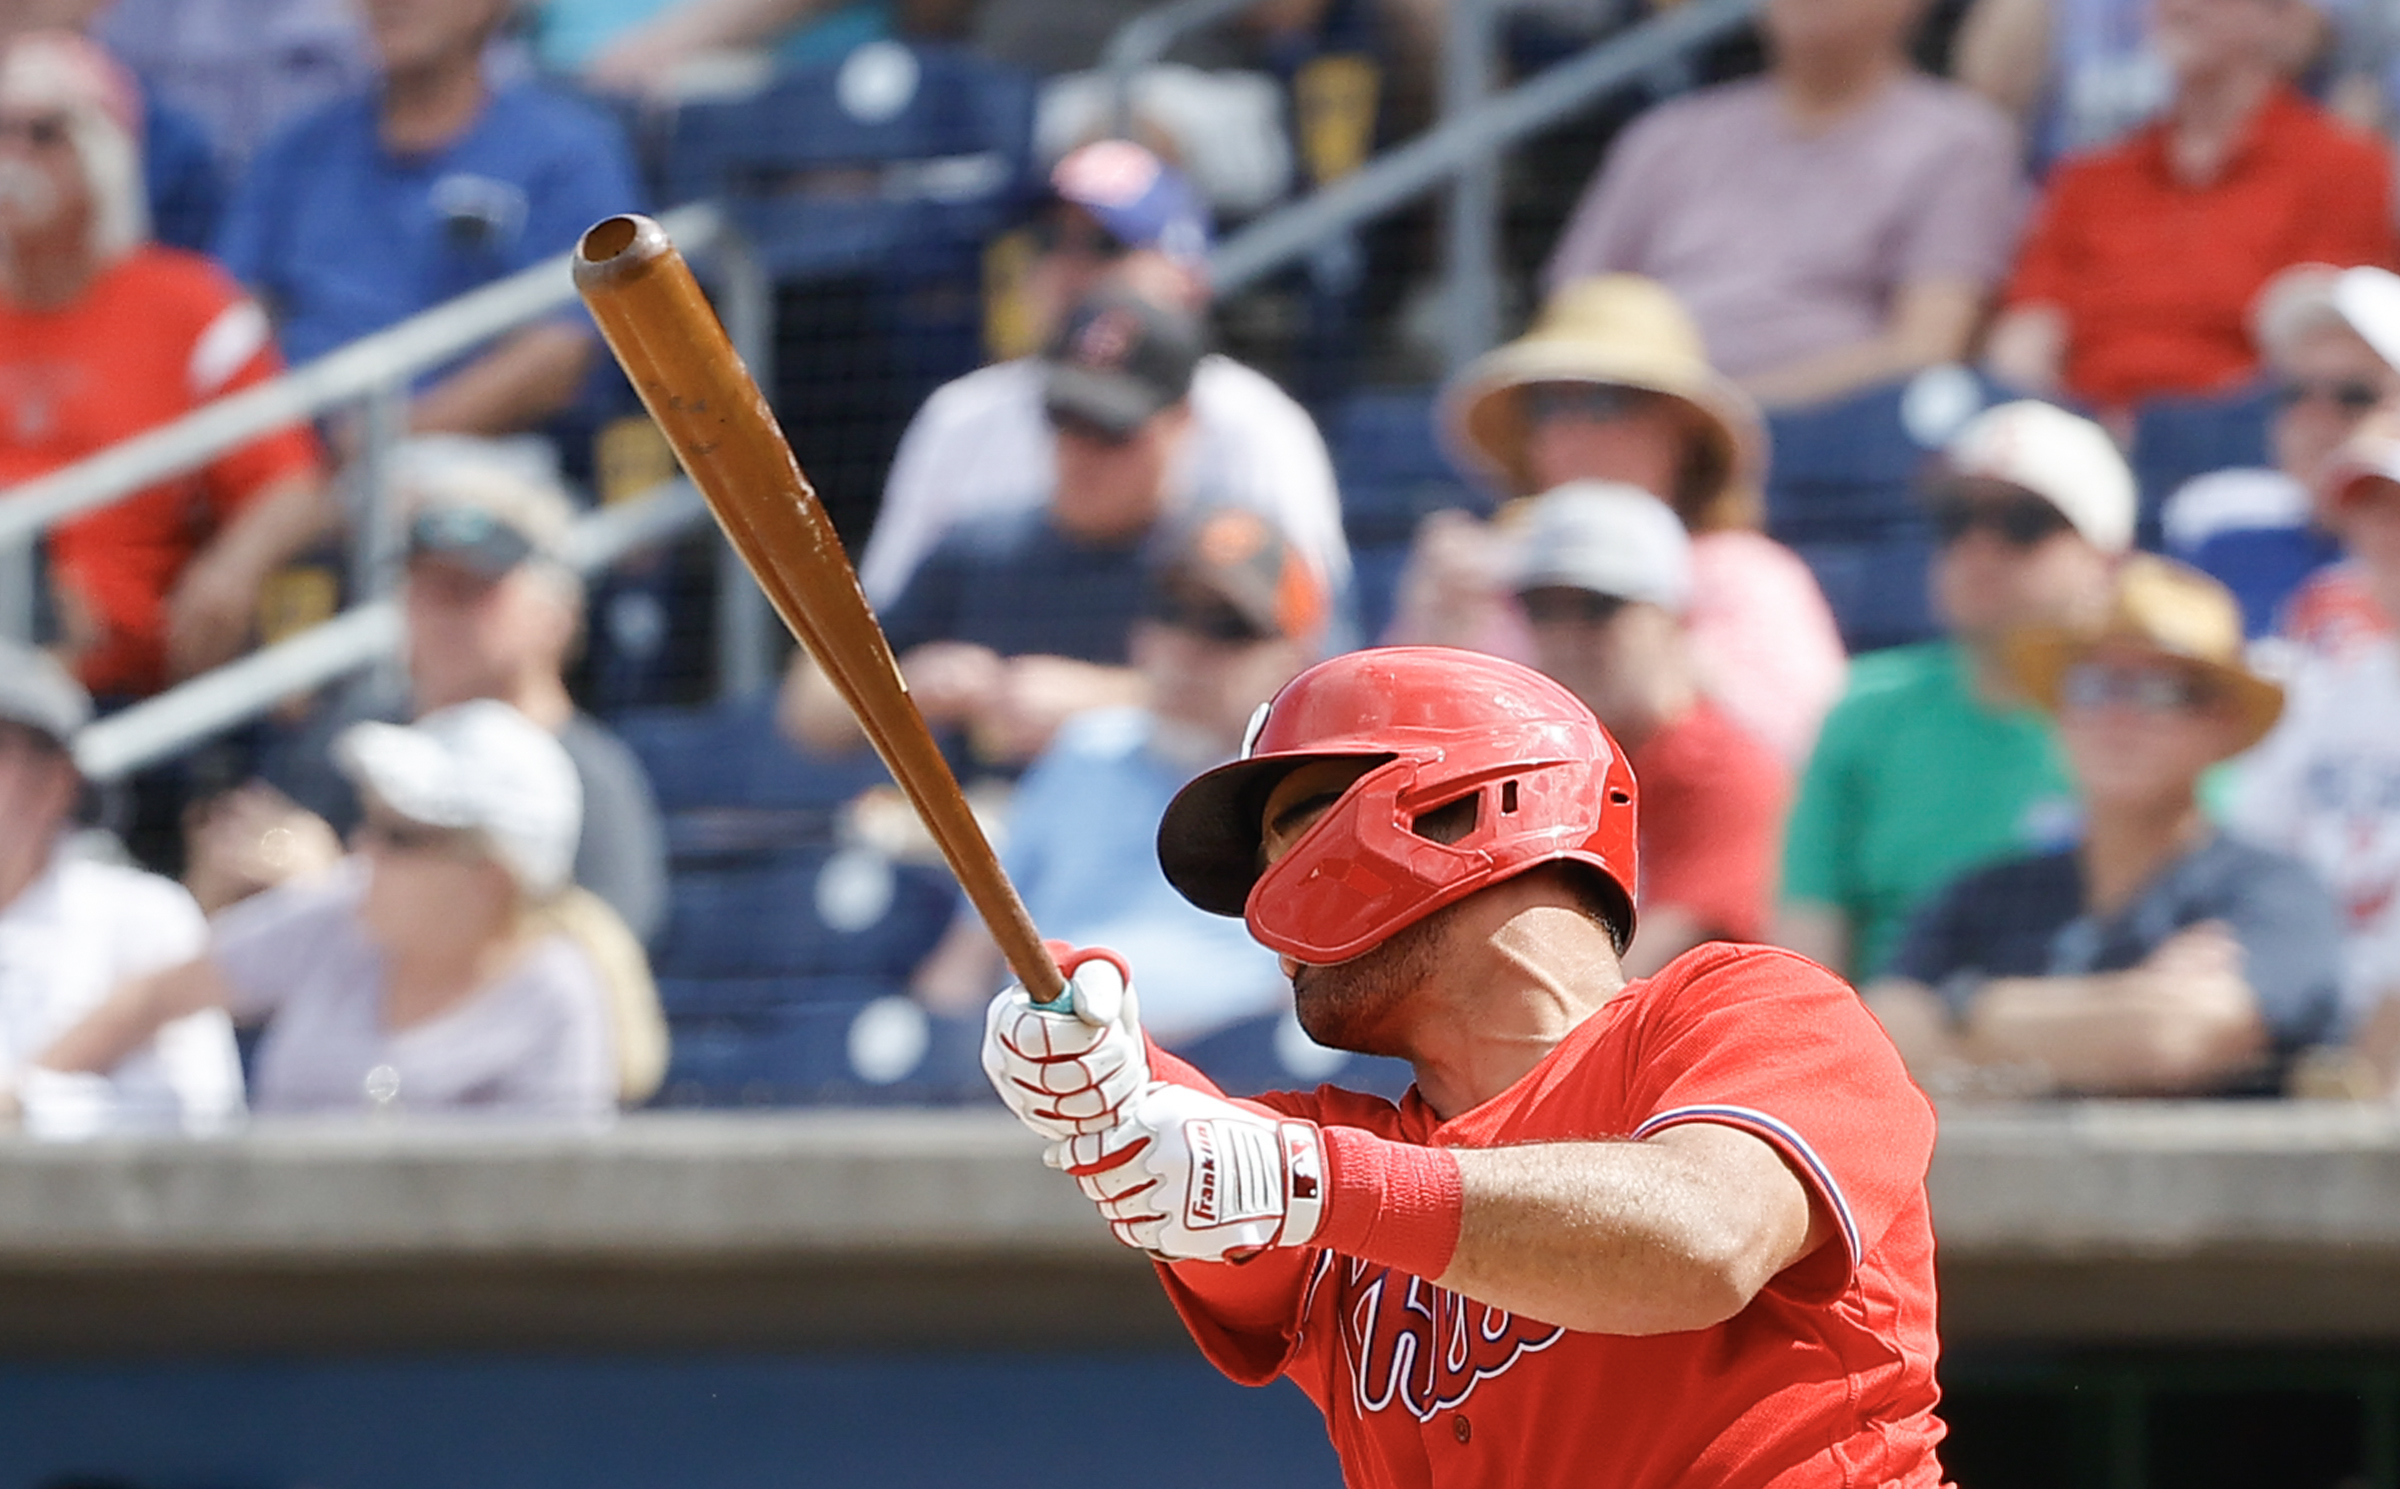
[0,32,331,698]
[1987,0,2397,415]
[1509,480,1791,975]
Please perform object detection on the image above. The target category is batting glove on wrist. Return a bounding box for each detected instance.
[1060,1083,1328,1262]
[983,943,1149,1145]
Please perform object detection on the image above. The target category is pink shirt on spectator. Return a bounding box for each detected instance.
[1687,530,1848,765]
[1545,74,2024,379]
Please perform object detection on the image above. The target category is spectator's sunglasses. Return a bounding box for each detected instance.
[1151,598,1269,644]
[354,815,478,858]
[0,114,69,149]
[1517,586,1630,627]
[1520,383,1656,425]
[2059,660,2218,715]
[2272,377,2383,414]
[1928,494,2073,549]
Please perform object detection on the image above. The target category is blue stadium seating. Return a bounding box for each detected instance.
[1324,387,1487,641]
[1173,1011,1414,1103]
[654,990,990,1107]
[650,843,958,981]
[2129,387,2276,549]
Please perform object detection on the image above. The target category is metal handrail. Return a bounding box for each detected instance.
[1206,0,1758,294]
[72,478,711,783]
[0,202,725,555]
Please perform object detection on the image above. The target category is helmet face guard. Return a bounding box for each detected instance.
[1158,648,1638,964]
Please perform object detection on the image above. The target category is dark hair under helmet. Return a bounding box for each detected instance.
[1156,646,1639,963]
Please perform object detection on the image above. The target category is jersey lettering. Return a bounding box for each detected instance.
[1337,1258,1564,1420]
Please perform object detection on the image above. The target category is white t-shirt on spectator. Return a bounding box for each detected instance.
[2232,635,2400,1031]
[857,354,1352,608]
[0,847,242,1134]
[209,861,616,1118]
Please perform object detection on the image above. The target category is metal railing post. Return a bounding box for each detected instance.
[0,537,31,647]
[1440,0,1503,371]
[713,228,780,699]
[348,380,410,603]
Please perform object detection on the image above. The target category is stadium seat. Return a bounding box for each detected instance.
[655,992,989,1107]
[2129,387,2275,550]
[2159,466,2340,636]
[614,690,891,835]
[650,842,958,981]
[1324,386,1486,641]
[1174,1010,1413,1103]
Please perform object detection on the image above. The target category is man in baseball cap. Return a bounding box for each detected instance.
[1509,482,1790,976]
[1780,400,2132,979]
[976,643,1948,1488]
[0,639,241,1134]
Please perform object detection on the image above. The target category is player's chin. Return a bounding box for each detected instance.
[1290,960,1407,1060]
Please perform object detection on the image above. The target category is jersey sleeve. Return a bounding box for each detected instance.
[1625,945,1936,1304]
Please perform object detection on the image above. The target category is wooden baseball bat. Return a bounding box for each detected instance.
[572,213,1066,1005]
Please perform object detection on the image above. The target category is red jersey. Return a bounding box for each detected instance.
[1154,944,1945,1489]
[2005,87,2396,410]
[1633,700,1790,945]
[0,246,323,696]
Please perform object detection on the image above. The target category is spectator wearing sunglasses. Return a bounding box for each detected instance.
[2231,417,2400,1086]
[223,438,666,946]
[857,141,1348,628]
[1868,556,2339,1098]
[1507,483,1791,976]
[785,287,1208,772]
[1399,275,1847,766]
[1779,401,2133,979]
[2269,267,2400,662]
[911,509,1325,1043]
[26,701,624,1119]
[2159,264,2400,635]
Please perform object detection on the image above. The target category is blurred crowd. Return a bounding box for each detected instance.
[4,0,2400,1126]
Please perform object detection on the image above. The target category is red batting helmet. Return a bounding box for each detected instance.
[1156,646,1639,964]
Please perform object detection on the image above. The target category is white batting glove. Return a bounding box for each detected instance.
[1061,1083,1328,1262]
[983,944,1149,1146]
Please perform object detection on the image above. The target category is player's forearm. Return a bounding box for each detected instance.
[1437,1136,1811,1334]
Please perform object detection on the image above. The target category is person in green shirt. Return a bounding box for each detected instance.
[1777,400,2133,978]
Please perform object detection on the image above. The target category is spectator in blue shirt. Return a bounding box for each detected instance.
[1866,555,2345,1099]
[213,0,642,437]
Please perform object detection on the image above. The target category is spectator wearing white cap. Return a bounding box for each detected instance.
[2270,266,2400,661]
[856,140,1349,623]
[1778,401,2133,979]
[1510,483,1792,976]
[0,639,241,1135]
[2232,412,2400,1086]
[32,701,626,1118]
[2160,264,2400,636]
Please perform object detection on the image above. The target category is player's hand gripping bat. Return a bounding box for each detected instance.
[572,213,1067,1005]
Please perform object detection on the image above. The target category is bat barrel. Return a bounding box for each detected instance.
[574,214,1067,1006]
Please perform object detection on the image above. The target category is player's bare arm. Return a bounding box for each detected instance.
[1442,1123,1832,1334]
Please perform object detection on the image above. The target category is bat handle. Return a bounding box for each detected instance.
[1027,943,1130,1015]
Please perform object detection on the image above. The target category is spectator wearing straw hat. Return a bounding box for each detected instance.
[31,700,632,1118]
[1395,274,1847,765]
[0,639,241,1136]
[0,31,333,698]
[1868,556,2341,1099]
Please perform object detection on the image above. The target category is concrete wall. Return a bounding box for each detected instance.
[5,1101,2400,1354]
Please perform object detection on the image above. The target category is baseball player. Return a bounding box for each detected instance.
[984,646,1946,1487]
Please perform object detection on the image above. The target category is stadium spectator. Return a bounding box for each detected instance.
[785,287,1203,768]
[0,0,227,252]
[1778,400,2131,979]
[94,0,374,175]
[2232,416,2400,1079]
[1542,0,2023,409]
[1868,555,2341,1098]
[0,640,241,1136]
[2274,265,2400,660]
[0,31,333,698]
[1985,0,2395,415]
[1508,482,1791,976]
[1399,274,1846,764]
[857,140,1348,618]
[2160,264,2400,635]
[34,701,621,1118]
[912,507,1323,1042]
[557,0,888,96]
[236,439,667,942]
[213,0,642,439]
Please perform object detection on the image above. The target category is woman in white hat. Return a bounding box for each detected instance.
[22,701,631,1118]
[1392,274,1847,765]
